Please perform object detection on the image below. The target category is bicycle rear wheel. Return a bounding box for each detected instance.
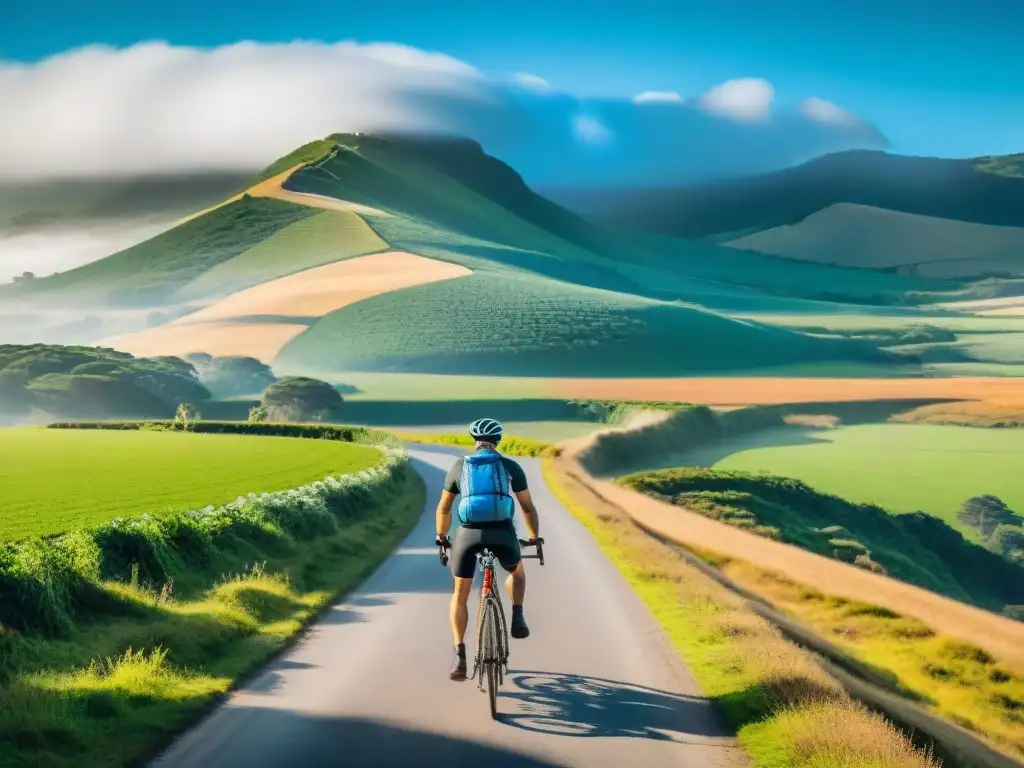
[483,596,502,719]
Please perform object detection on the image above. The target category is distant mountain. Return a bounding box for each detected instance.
[722,203,1024,279]
[5,133,935,377]
[544,150,1024,243]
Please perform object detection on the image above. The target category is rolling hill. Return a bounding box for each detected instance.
[545,149,1024,279]
[723,203,1024,278]
[6,133,948,377]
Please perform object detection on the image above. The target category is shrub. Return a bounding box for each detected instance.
[957,495,1021,536]
[262,376,343,422]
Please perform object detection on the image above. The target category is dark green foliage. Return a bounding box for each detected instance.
[261,376,344,422]
[26,374,171,420]
[620,467,1024,613]
[189,354,277,397]
[957,495,1022,536]
[0,344,211,419]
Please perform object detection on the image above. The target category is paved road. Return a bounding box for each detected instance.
[150,445,744,767]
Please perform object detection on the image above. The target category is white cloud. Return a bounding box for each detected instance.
[512,72,551,91]
[0,41,885,186]
[800,97,860,125]
[572,115,612,144]
[697,78,774,122]
[0,40,487,180]
[633,90,684,104]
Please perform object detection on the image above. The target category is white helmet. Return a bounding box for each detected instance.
[468,417,504,443]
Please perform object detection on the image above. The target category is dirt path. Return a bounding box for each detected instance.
[173,165,388,227]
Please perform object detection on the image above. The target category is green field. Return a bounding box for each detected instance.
[678,423,1024,531]
[179,209,388,299]
[0,428,382,540]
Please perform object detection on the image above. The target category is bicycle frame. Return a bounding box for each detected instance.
[438,537,545,696]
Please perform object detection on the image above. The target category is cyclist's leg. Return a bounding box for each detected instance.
[485,526,530,639]
[447,527,483,678]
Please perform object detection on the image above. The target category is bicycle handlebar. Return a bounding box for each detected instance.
[435,536,545,567]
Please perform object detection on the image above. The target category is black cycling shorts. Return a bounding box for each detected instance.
[449,522,521,579]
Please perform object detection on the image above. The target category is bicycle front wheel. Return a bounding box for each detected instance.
[483,595,502,719]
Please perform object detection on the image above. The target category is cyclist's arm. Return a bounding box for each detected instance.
[514,489,540,540]
[436,491,456,537]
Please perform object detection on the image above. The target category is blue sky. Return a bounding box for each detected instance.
[2,0,1022,159]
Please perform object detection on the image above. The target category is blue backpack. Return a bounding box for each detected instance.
[457,450,515,525]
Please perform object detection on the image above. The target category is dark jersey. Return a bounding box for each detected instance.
[444,452,529,496]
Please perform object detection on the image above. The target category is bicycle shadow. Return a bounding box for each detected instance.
[497,671,725,740]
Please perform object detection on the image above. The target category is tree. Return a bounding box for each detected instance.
[990,524,1024,557]
[198,356,277,397]
[957,496,1022,536]
[174,402,200,431]
[12,271,36,284]
[261,376,343,422]
[248,405,269,423]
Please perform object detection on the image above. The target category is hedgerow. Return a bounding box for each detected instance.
[0,448,408,637]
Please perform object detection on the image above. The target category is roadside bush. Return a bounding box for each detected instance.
[0,448,408,636]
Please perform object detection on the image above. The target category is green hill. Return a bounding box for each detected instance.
[6,197,317,306]
[285,135,945,305]
[276,271,878,376]
[724,203,1024,278]
[7,133,954,377]
[178,209,389,300]
[546,149,1024,250]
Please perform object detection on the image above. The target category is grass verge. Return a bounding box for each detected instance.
[0,450,424,767]
[542,458,938,768]
[694,553,1024,760]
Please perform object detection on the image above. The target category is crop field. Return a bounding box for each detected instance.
[276,270,868,376]
[676,423,1024,531]
[99,251,471,361]
[723,203,1024,277]
[0,427,382,540]
[179,210,388,299]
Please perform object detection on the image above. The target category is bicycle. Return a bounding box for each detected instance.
[439,536,545,719]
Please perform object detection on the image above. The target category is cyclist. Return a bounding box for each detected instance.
[434,418,541,681]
